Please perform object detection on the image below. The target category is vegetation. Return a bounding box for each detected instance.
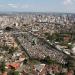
[64,57,75,70]
[45,32,63,42]
[8,47,18,54]
[2,45,9,51]
[0,45,18,53]
[14,71,19,75]
[23,59,28,64]
[0,62,6,73]
[44,32,52,41]
[7,70,19,75]
[5,27,13,31]
[32,40,36,45]
[30,59,41,64]
[40,56,58,65]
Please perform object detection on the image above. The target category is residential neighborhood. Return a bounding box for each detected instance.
[0,13,75,75]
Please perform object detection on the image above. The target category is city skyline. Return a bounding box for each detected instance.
[0,0,75,13]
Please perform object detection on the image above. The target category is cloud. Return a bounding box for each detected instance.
[8,3,30,8]
[8,4,14,6]
[0,3,30,9]
[63,0,73,5]
[8,4,18,8]
[21,4,29,8]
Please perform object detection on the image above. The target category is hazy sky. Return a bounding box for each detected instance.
[0,0,75,13]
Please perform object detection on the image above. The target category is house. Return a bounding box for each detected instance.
[34,64,47,75]
[2,72,7,75]
[66,70,74,75]
[7,63,20,69]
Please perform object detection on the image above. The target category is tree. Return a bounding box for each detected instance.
[7,70,14,75]
[23,59,28,64]
[2,45,9,51]
[0,62,6,73]
[44,33,52,41]
[8,47,16,54]
[5,27,12,31]
[14,71,19,75]
[64,57,74,70]
[40,56,55,65]
[7,70,19,75]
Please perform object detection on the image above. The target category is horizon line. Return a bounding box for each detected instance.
[0,11,75,14]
